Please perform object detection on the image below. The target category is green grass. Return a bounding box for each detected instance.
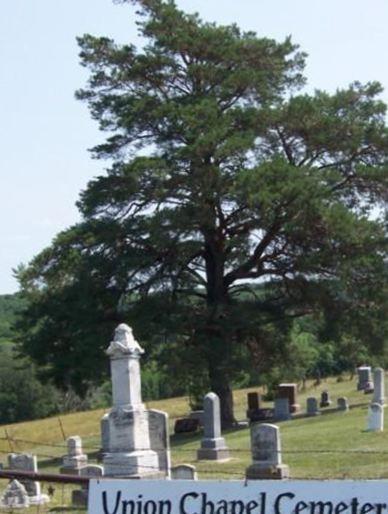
[0,374,387,512]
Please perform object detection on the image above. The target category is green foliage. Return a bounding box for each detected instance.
[0,344,61,424]
[0,293,25,343]
[16,0,388,423]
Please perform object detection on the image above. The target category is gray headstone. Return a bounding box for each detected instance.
[0,480,30,509]
[68,436,83,456]
[61,435,88,473]
[203,392,221,439]
[337,397,349,411]
[320,390,331,408]
[245,423,289,479]
[373,368,385,406]
[306,397,320,416]
[148,409,171,477]
[367,402,384,432]
[7,454,49,505]
[171,464,198,480]
[197,392,229,461]
[357,366,372,391]
[274,398,291,420]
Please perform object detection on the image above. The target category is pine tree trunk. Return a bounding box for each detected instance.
[209,366,236,428]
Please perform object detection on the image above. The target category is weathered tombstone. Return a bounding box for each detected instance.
[373,368,385,406]
[274,398,291,421]
[72,464,104,507]
[102,324,169,478]
[0,480,30,509]
[171,464,198,480]
[337,397,349,411]
[367,402,384,432]
[320,390,331,408]
[148,409,171,477]
[60,436,88,474]
[174,418,200,434]
[357,366,373,391]
[245,423,289,479]
[7,454,49,505]
[278,383,300,413]
[197,392,230,460]
[306,397,320,416]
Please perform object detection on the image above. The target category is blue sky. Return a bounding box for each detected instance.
[1,0,388,294]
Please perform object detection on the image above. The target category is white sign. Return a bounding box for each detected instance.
[88,479,388,514]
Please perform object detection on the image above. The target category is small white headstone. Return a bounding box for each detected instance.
[171,464,198,480]
[337,397,349,411]
[306,397,320,416]
[61,436,88,473]
[274,398,291,420]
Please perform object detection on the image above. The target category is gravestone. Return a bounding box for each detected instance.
[278,383,300,413]
[7,454,49,505]
[357,366,373,391]
[320,390,331,408]
[148,409,171,477]
[102,324,169,478]
[245,423,289,479]
[246,392,263,421]
[188,410,204,426]
[72,464,104,507]
[274,398,291,421]
[367,402,384,432]
[174,418,200,434]
[197,392,230,461]
[0,480,30,509]
[60,436,88,474]
[306,397,320,416]
[373,368,385,406]
[337,397,349,411]
[171,464,198,480]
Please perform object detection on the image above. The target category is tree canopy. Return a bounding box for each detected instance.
[17,0,388,424]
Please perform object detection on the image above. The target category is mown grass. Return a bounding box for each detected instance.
[0,374,387,512]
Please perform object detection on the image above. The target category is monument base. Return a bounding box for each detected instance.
[103,449,160,477]
[29,494,50,505]
[197,448,230,460]
[245,463,289,480]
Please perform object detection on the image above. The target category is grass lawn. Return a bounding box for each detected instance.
[0,374,387,512]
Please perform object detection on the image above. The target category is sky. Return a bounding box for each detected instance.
[1,0,388,294]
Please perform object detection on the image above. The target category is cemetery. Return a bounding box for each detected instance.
[1,0,387,511]
[0,324,387,511]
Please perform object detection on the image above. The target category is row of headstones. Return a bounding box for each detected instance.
[0,454,50,509]
[0,419,289,509]
[0,450,199,509]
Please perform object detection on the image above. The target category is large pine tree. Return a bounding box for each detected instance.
[18,0,387,424]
